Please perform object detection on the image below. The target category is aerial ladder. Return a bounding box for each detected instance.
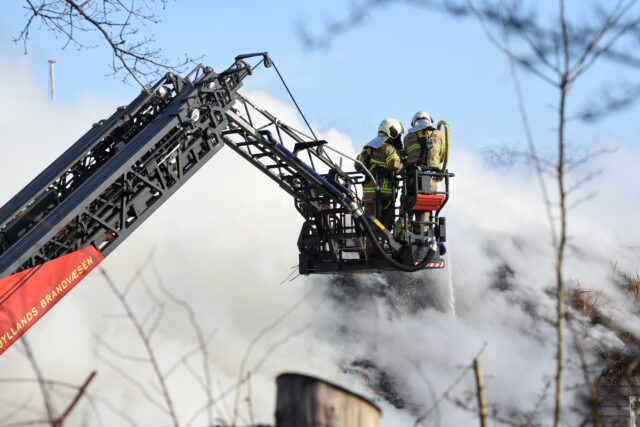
[0,53,453,355]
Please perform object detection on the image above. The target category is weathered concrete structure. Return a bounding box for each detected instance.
[275,373,381,427]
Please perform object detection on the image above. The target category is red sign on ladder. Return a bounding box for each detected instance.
[0,246,104,356]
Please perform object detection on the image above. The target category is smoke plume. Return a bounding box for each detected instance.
[0,56,638,426]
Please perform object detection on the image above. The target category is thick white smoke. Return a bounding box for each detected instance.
[0,56,638,427]
[310,131,640,424]
[0,57,353,425]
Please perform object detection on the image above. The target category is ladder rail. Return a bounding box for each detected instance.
[224,110,356,209]
[0,89,156,230]
[0,60,251,277]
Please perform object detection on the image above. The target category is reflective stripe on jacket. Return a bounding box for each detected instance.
[404,128,445,168]
[355,142,402,199]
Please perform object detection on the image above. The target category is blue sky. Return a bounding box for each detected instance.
[1,0,639,152]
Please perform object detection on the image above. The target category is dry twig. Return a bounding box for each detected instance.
[15,0,199,86]
[98,266,180,427]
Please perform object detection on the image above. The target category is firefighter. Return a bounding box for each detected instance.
[402,111,446,235]
[355,118,404,244]
[405,111,445,181]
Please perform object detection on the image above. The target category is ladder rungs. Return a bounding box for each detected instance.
[266,164,288,170]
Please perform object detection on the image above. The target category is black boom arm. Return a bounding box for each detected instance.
[0,52,451,280]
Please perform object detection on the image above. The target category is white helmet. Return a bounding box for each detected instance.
[378,118,404,139]
[411,111,434,128]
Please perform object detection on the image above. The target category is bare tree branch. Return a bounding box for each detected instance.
[20,337,56,427]
[0,375,107,427]
[466,0,558,86]
[551,2,570,424]
[569,0,640,83]
[94,352,169,414]
[163,330,216,379]
[185,308,312,427]
[414,343,487,426]
[567,318,601,427]
[571,81,640,122]
[473,358,488,427]
[15,0,200,87]
[92,333,150,363]
[0,395,37,425]
[98,266,180,427]
[53,371,97,427]
[150,260,215,426]
[506,41,559,247]
[231,287,313,425]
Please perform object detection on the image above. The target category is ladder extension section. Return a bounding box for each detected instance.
[0,58,255,278]
[222,111,355,209]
